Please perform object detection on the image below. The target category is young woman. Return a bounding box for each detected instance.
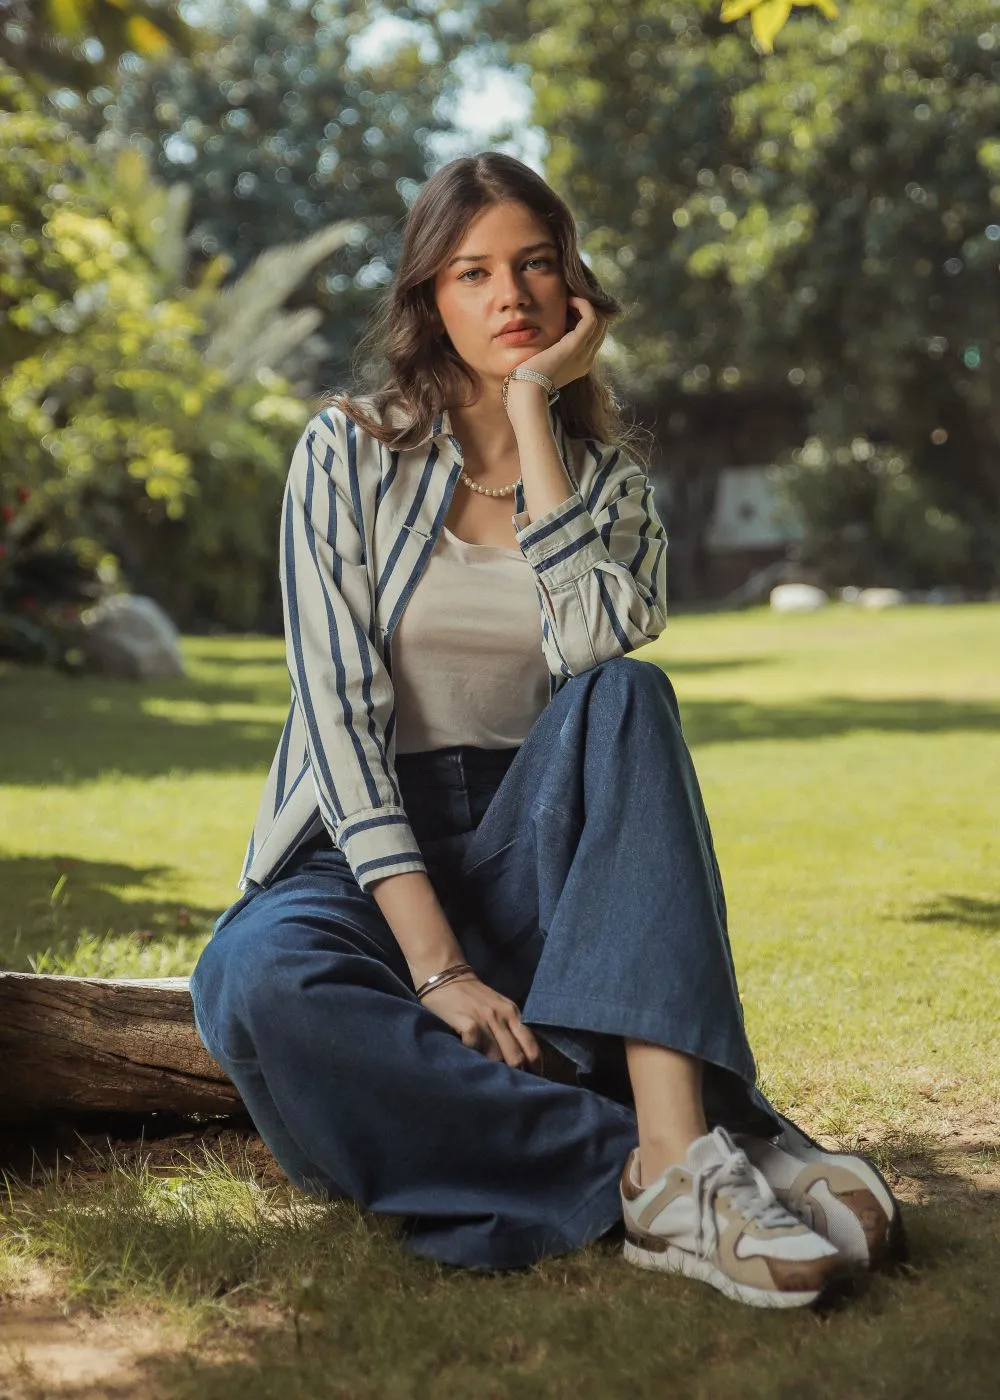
[190,152,902,1309]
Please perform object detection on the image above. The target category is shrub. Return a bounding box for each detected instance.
[1,70,351,642]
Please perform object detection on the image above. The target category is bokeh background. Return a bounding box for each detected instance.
[2,0,998,659]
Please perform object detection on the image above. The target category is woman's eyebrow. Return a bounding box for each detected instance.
[446,240,557,268]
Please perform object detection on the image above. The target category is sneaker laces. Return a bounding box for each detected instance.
[691,1127,804,1261]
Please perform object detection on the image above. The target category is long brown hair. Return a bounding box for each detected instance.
[321,151,651,467]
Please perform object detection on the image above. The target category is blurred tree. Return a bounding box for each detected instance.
[476,0,1000,593]
[0,68,359,641]
[0,0,195,92]
[86,0,459,381]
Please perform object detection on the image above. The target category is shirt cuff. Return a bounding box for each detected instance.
[336,804,428,892]
[512,489,611,589]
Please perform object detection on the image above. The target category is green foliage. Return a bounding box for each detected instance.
[0,0,195,93]
[96,0,456,378]
[776,438,975,588]
[0,67,324,637]
[506,0,1000,589]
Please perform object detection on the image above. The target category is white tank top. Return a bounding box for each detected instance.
[392,524,551,753]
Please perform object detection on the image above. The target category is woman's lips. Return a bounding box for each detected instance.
[497,327,541,344]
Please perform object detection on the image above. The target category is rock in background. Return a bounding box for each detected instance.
[769,583,829,614]
[81,595,186,679]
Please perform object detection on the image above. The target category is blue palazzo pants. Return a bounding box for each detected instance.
[190,656,785,1270]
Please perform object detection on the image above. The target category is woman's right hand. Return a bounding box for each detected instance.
[420,973,543,1073]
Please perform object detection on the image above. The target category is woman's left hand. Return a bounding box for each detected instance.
[507,295,609,399]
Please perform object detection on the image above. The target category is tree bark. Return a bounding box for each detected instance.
[0,972,241,1122]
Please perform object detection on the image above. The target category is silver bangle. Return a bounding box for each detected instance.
[502,367,560,410]
[414,962,475,1000]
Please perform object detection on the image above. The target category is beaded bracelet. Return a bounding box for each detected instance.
[414,962,476,1001]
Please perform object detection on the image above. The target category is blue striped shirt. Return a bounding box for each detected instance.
[239,400,668,893]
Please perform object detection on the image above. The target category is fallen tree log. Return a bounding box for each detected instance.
[0,972,242,1121]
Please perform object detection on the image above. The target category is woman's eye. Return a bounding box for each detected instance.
[458,257,553,283]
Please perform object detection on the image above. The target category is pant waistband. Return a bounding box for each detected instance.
[394,744,520,783]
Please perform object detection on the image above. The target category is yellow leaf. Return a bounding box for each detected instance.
[751,0,793,53]
[721,0,838,47]
[720,0,758,20]
[45,0,91,41]
[114,147,148,192]
[125,15,172,56]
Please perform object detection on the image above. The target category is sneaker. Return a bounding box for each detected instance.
[620,1126,850,1309]
[735,1122,906,1271]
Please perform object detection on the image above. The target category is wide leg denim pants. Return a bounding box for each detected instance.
[190,656,784,1270]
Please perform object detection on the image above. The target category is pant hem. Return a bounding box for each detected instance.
[521,991,758,1089]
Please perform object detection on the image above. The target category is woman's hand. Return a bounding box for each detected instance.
[420,973,544,1073]
[508,295,610,397]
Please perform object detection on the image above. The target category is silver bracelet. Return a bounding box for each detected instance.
[414,962,475,1000]
[502,367,560,410]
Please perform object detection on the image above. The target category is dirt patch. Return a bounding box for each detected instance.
[883,1129,1000,1208]
[0,1299,183,1400]
[807,1117,1000,1208]
[0,1115,291,1395]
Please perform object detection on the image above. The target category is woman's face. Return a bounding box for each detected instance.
[432,200,570,394]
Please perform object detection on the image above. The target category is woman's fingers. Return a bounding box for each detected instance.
[458,1016,506,1063]
[569,294,608,347]
[509,1017,543,1073]
[428,980,544,1072]
[487,1006,545,1073]
[488,1012,533,1071]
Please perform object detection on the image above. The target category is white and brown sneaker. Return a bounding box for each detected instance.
[620,1127,851,1309]
[734,1123,905,1271]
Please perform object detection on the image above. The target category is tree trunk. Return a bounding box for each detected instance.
[0,972,241,1122]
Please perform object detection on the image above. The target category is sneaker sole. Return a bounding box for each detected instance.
[622,1236,848,1310]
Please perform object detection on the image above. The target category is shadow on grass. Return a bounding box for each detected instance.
[659,655,777,676]
[1,661,288,786]
[5,1108,1000,1398]
[676,694,1000,746]
[4,657,998,788]
[0,853,220,971]
[905,895,1000,937]
[93,1194,1000,1400]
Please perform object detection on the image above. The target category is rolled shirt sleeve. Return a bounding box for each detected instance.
[512,443,669,676]
[280,415,428,892]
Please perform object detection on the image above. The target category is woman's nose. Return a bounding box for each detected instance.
[494,267,530,307]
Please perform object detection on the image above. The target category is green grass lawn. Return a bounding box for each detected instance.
[2,604,1000,1398]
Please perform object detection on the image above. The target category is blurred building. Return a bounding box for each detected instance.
[640,394,810,602]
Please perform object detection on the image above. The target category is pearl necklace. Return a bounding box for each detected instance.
[458,469,520,498]
[453,368,556,498]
